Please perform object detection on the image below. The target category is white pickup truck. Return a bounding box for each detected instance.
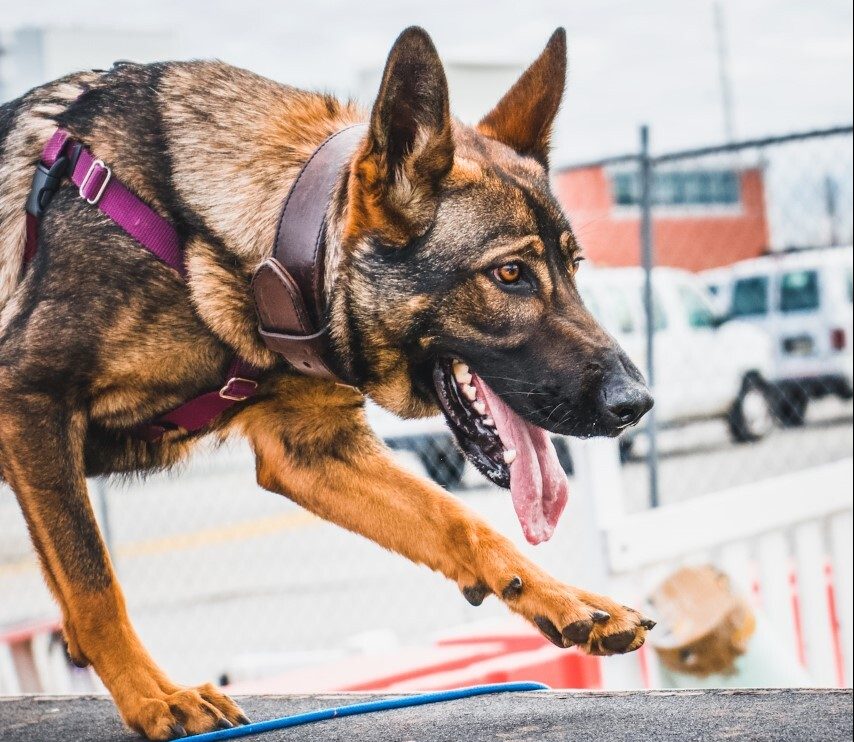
[577,266,777,449]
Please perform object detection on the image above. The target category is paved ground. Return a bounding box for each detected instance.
[1,400,851,685]
[1,689,851,742]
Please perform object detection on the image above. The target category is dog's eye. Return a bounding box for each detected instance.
[571,256,586,269]
[493,263,522,285]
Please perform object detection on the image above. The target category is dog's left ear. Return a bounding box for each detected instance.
[348,26,454,246]
[477,28,567,168]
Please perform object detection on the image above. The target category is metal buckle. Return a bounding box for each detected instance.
[219,377,258,402]
[79,159,112,205]
[26,156,70,218]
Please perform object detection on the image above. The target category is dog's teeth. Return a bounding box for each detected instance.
[473,400,486,415]
[503,449,517,465]
[461,384,477,401]
[484,416,495,427]
[453,362,472,385]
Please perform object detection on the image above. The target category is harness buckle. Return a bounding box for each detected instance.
[25,156,70,218]
[79,159,112,205]
[219,377,258,402]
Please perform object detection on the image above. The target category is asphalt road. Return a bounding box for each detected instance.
[1,399,851,686]
[1,689,851,742]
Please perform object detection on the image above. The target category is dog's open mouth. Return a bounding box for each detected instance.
[433,358,569,545]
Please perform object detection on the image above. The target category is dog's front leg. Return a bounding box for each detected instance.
[244,403,653,655]
[0,399,247,740]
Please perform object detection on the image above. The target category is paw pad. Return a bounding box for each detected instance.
[562,619,593,645]
[462,582,491,606]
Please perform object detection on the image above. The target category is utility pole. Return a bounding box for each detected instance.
[824,175,839,246]
[713,1,736,143]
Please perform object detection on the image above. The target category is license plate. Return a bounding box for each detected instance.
[783,335,814,356]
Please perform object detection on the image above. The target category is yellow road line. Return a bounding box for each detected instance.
[0,509,318,578]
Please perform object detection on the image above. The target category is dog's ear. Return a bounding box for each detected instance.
[477,28,566,168]
[348,26,454,246]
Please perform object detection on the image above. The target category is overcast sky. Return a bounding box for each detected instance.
[1,0,851,165]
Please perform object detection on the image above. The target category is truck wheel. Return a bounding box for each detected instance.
[771,386,808,427]
[619,436,634,463]
[420,435,466,489]
[551,436,574,476]
[729,376,774,443]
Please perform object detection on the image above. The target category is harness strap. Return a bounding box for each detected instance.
[133,358,260,441]
[25,129,260,440]
[29,130,184,274]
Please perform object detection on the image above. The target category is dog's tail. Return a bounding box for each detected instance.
[0,72,102,319]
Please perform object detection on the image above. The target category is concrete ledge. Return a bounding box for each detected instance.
[0,689,851,741]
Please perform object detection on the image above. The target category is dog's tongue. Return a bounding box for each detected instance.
[473,376,569,545]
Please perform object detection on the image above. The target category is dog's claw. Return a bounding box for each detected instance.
[216,718,234,729]
[237,714,251,726]
[169,723,187,739]
[502,575,523,600]
[591,610,610,624]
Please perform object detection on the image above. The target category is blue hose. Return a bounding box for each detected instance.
[184,681,550,741]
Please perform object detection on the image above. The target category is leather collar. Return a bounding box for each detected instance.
[252,124,367,384]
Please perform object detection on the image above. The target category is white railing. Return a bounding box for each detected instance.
[577,449,853,689]
[0,618,97,695]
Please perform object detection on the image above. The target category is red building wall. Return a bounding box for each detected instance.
[553,166,770,272]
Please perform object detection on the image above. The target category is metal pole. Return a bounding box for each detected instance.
[639,125,660,508]
[90,477,115,558]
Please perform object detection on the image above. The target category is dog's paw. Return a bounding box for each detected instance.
[498,575,655,655]
[123,683,249,740]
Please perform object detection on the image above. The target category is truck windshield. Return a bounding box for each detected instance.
[731,276,769,317]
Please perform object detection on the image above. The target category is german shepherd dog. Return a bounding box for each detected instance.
[0,27,653,739]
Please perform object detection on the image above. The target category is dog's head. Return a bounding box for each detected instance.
[335,27,652,543]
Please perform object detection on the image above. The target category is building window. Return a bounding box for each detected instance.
[611,170,741,207]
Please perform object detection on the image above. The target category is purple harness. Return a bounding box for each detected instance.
[24,129,261,440]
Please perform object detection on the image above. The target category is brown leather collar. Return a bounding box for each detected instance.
[251,124,367,383]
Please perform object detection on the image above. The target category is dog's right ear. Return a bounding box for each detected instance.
[347,27,454,247]
[477,28,566,168]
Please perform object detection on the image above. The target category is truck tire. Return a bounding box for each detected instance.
[771,386,808,427]
[420,435,467,489]
[551,436,574,476]
[619,436,634,463]
[729,376,775,443]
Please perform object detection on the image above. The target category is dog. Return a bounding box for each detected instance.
[0,26,654,739]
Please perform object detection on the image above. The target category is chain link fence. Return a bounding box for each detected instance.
[556,125,852,510]
[2,124,852,691]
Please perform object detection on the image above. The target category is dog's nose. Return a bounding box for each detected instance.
[599,375,653,430]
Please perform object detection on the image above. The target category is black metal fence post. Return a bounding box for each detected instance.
[90,478,115,559]
[639,125,660,508]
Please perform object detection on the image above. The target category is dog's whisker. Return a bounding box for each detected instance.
[479,375,541,387]
[545,402,565,425]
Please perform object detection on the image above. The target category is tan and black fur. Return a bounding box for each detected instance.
[1,28,654,739]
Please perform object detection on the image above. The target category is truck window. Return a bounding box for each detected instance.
[731,276,768,317]
[637,287,667,331]
[779,270,820,312]
[578,286,601,320]
[611,291,636,334]
[677,285,716,328]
